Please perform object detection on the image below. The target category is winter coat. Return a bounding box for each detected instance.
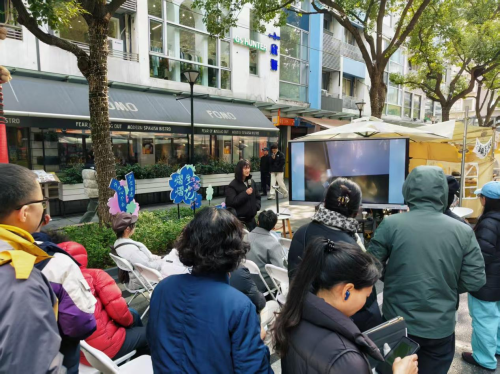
[247,227,285,292]
[230,266,266,313]
[113,238,163,290]
[225,175,261,221]
[82,169,98,199]
[270,151,286,173]
[0,225,65,374]
[368,166,486,339]
[444,208,469,226]
[147,272,272,374]
[59,242,134,365]
[288,221,381,332]
[471,211,500,302]
[281,293,384,374]
[260,155,271,173]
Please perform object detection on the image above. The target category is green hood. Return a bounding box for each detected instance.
[403,166,448,212]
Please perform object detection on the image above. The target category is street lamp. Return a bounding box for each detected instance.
[355,101,366,119]
[183,69,200,164]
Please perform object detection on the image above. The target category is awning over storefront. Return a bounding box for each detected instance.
[300,117,350,129]
[2,76,278,136]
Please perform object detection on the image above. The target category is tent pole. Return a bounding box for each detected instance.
[459,107,469,207]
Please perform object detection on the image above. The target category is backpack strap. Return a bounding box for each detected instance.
[110,242,141,252]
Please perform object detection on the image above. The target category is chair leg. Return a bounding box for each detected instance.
[127,293,139,306]
[141,306,150,320]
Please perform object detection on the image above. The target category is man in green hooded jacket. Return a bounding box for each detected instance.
[368,166,486,374]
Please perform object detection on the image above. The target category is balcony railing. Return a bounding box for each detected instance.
[321,93,343,112]
[342,95,362,110]
[106,0,137,13]
[70,40,139,63]
[323,32,364,71]
[0,23,22,41]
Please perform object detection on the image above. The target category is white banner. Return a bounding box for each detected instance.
[473,137,492,159]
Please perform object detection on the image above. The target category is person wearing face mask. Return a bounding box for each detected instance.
[0,164,69,374]
[31,214,97,374]
[273,238,419,374]
[226,159,261,231]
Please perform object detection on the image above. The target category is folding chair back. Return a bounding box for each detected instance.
[134,263,163,289]
[80,341,119,374]
[265,264,289,305]
[241,259,277,301]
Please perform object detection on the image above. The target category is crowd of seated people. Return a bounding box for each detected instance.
[2,162,497,374]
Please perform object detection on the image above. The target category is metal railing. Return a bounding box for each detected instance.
[342,95,362,110]
[70,40,139,62]
[323,33,364,71]
[321,93,343,112]
[0,23,22,41]
[106,0,137,13]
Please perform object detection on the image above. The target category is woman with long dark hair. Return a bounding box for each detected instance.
[288,177,382,332]
[463,182,500,371]
[274,238,418,374]
[226,159,261,231]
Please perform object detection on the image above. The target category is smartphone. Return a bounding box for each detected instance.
[383,336,420,366]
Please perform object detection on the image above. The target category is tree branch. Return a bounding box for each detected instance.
[364,0,375,23]
[11,0,90,73]
[390,0,413,46]
[376,0,387,60]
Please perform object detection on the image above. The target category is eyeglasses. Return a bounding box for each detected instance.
[16,197,49,210]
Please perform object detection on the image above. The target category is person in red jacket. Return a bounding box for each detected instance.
[58,241,149,364]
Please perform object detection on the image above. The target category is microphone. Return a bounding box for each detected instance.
[247,179,252,188]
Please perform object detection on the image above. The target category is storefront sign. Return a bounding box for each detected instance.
[196,127,277,137]
[233,37,267,52]
[206,110,237,120]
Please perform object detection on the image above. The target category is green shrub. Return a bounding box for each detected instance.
[58,164,85,184]
[61,206,198,269]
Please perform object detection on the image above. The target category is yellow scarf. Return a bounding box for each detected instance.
[0,225,51,279]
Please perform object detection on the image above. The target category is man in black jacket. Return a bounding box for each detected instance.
[444,175,469,225]
[268,143,288,200]
[260,148,271,196]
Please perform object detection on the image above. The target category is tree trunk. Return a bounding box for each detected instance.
[369,72,387,119]
[441,104,451,122]
[86,19,116,225]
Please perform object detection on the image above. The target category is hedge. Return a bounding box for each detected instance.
[60,206,203,269]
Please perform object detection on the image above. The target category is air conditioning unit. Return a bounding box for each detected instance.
[108,38,124,52]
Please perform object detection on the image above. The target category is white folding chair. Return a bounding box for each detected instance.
[109,254,150,308]
[265,264,289,305]
[241,259,277,301]
[80,341,153,374]
[134,263,163,319]
[79,349,137,374]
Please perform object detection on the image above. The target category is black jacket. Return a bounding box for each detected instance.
[288,222,357,279]
[230,266,266,313]
[471,211,500,302]
[270,151,286,173]
[225,175,261,221]
[281,293,384,374]
[288,222,382,332]
[260,155,271,173]
[444,208,470,226]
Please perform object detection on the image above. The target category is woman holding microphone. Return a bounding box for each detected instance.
[226,159,261,231]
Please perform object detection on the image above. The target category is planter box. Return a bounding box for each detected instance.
[59,183,86,202]
[200,172,261,187]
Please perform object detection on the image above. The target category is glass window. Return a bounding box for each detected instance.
[322,71,330,91]
[285,10,309,31]
[250,11,259,41]
[220,40,230,68]
[58,15,88,43]
[279,82,307,102]
[167,2,207,33]
[194,135,211,163]
[30,129,60,172]
[233,136,256,163]
[249,49,258,75]
[109,18,120,40]
[387,86,400,105]
[343,77,352,97]
[280,56,300,84]
[221,70,231,90]
[413,94,422,120]
[383,15,391,27]
[344,29,356,46]
[150,20,163,53]
[403,92,412,118]
[148,0,162,18]
[301,31,309,61]
[387,104,402,117]
[166,24,217,65]
[389,61,403,75]
[281,25,301,59]
[7,127,29,168]
[149,56,218,88]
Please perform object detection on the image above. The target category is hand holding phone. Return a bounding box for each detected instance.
[384,336,419,366]
[393,355,418,374]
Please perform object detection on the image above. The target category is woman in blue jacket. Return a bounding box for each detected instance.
[147,207,271,373]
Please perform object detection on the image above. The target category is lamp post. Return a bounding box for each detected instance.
[355,101,366,119]
[183,69,200,164]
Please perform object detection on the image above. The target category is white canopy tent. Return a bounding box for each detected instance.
[304,119,456,142]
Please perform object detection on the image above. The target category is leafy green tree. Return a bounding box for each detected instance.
[475,70,500,126]
[391,0,500,121]
[198,0,434,118]
[10,0,126,224]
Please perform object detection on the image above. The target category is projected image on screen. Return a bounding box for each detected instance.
[290,138,408,207]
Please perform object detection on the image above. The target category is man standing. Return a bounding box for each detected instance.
[368,166,486,374]
[268,144,288,200]
[260,148,271,196]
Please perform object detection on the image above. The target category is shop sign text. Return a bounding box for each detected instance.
[233,37,267,52]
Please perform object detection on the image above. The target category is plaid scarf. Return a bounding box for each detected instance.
[312,204,359,233]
